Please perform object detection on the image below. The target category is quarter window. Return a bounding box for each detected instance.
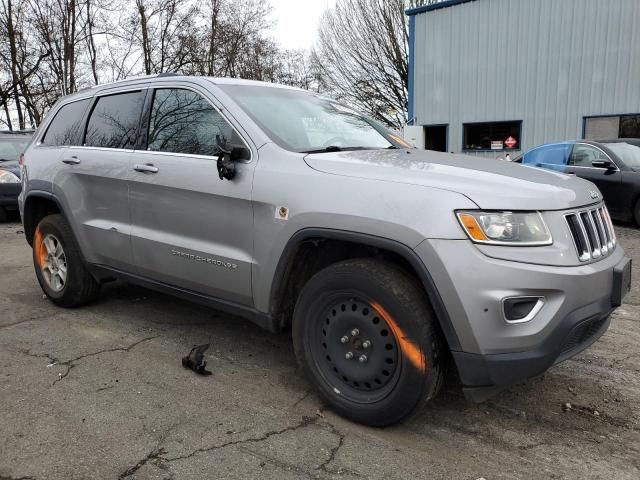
[463,121,522,151]
[147,88,242,156]
[569,144,610,167]
[41,99,90,146]
[84,91,145,149]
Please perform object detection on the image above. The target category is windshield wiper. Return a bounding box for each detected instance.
[301,145,343,154]
[301,146,377,154]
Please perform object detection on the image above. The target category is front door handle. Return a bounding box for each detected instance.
[62,155,81,165]
[134,163,159,174]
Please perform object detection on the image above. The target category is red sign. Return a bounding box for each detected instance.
[505,136,517,149]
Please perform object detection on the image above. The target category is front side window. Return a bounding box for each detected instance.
[217,85,405,153]
[84,91,145,149]
[147,89,242,156]
[41,99,90,147]
[569,144,610,167]
[463,121,521,151]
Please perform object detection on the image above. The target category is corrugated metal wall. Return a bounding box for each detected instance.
[412,0,640,156]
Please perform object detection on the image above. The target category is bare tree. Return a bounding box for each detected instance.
[314,0,444,128]
[314,0,410,128]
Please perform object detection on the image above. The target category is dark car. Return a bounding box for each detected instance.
[0,130,32,221]
[518,139,640,224]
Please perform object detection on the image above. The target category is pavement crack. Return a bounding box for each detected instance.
[18,349,58,365]
[51,336,158,385]
[315,421,354,476]
[0,311,59,330]
[291,389,313,408]
[161,415,318,463]
[118,423,178,479]
[610,352,639,369]
[118,447,167,479]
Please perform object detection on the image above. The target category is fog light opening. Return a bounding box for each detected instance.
[502,296,545,324]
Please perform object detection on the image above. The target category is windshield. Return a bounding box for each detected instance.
[218,85,409,153]
[0,137,29,161]
[605,142,640,168]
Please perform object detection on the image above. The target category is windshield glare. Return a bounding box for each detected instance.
[605,143,640,168]
[0,138,28,161]
[219,85,401,152]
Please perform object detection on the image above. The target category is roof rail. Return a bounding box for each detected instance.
[157,72,179,77]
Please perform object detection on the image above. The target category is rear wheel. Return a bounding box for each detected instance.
[0,207,7,223]
[292,259,445,426]
[33,214,100,307]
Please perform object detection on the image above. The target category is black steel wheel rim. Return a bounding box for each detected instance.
[309,294,401,404]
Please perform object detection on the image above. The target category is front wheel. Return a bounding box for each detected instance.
[292,259,445,426]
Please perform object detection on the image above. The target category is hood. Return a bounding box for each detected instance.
[304,149,600,210]
[0,160,20,178]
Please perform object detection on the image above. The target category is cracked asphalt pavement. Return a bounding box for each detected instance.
[1,219,639,479]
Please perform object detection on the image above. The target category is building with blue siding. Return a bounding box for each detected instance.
[406,0,640,157]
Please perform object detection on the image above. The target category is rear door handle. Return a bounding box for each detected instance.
[134,163,159,174]
[62,155,81,165]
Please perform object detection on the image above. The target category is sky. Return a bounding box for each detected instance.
[269,0,337,50]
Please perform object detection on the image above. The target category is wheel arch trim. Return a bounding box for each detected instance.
[269,228,462,351]
[22,190,65,246]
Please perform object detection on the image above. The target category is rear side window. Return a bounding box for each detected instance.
[41,99,90,146]
[85,91,145,149]
[147,88,242,156]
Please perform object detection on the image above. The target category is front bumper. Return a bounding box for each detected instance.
[0,183,21,210]
[415,238,630,397]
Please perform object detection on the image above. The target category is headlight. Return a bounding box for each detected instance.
[456,211,552,246]
[0,170,20,183]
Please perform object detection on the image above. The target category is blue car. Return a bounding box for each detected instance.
[517,139,640,224]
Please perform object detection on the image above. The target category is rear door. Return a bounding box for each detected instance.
[52,88,147,271]
[128,84,256,306]
[565,143,622,211]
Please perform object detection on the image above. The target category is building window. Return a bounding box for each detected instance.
[584,114,640,140]
[462,121,522,151]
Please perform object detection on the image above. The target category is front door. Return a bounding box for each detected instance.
[128,86,255,306]
[565,143,622,212]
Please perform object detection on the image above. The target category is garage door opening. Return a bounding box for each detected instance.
[424,125,448,152]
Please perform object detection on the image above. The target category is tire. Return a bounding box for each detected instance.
[33,214,100,307]
[292,258,446,426]
[634,199,640,227]
[0,207,7,223]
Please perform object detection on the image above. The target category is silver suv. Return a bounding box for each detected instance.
[18,75,632,426]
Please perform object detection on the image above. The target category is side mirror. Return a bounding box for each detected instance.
[591,160,615,169]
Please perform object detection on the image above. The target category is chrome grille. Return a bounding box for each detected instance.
[565,205,616,262]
